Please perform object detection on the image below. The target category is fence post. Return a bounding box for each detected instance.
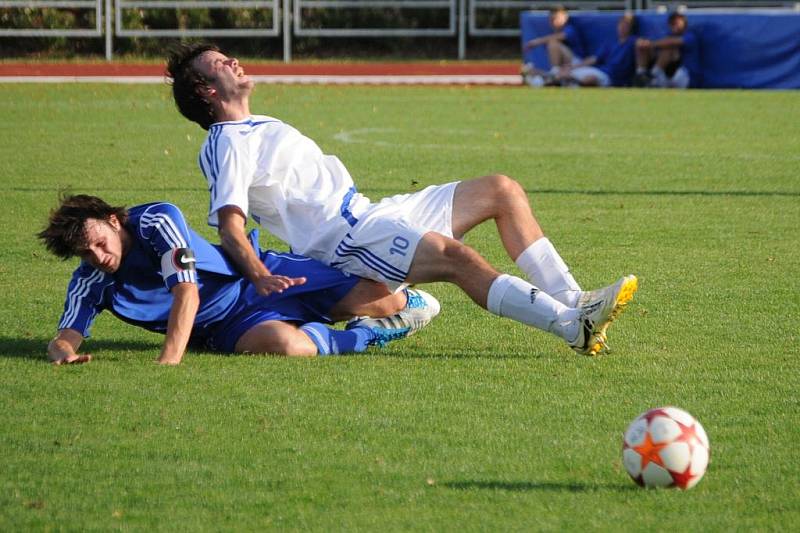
[458,0,466,59]
[283,0,292,62]
[105,0,113,60]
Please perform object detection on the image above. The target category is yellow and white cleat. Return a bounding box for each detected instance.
[571,275,639,356]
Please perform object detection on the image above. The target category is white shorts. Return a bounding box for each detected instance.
[327,182,459,291]
[652,66,690,89]
[570,66,611,87]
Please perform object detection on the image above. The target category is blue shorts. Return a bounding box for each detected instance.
[202,250,359,353]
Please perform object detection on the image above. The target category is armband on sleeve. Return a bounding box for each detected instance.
[161,247,198,287]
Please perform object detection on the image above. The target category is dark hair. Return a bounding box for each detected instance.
[165,42,220,130]
[668,12,686,26]
[37,194,128,259]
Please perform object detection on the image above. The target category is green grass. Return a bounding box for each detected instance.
[1,84,799,530]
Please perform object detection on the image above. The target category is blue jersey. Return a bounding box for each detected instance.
[596,36,637,87]
[562,23,587,59]
[679,30,697,57]
[58,202,244,338]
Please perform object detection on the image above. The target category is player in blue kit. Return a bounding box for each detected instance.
[522,6,589,86]
[39,195,438,365]
[566,14,638,87]
[634,12,697,88]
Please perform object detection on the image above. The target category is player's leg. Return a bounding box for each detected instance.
[265,250,438,336]
[234,319,406,356]
[547,40,574,69]
[327,279,401,321]
[404,231,607,354]
[450,175,582,306]
[234,320,318,355]
[634,38,656,86]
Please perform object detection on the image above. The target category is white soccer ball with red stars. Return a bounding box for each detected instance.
[622,406,710,489]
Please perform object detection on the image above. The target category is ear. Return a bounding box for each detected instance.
[108,214,121,231]
[197,84,217,100]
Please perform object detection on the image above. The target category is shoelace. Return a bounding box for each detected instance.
[405,290,427,309]
[371,326,410,347]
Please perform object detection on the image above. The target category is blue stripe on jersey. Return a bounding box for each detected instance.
[58,268,108,330]
[339,186,359,227]
[246,120,278,127]
[200,127,222,202]
[210,118,279,130]
[332,243,407,283]
[211,126,221,180]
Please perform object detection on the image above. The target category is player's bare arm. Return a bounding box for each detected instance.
[47,328,92,365]
[523,31,566,50]
[157,282,201,365]
[217,205,306,296]
[652,36,684,49]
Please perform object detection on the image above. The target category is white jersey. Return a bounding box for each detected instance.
[198,115,371,262]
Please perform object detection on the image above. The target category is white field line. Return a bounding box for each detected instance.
[0,74,522,85]
[334,127,800,162]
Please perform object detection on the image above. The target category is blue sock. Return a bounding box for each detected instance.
[299,323,374,355]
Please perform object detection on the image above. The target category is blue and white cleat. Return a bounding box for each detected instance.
[364,325,412,347]
[346,288,440,338]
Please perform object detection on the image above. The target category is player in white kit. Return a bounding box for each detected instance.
[167,44,638,356]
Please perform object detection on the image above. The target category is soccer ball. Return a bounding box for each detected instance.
[622,406,710,489]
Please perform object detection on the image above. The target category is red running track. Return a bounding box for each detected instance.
[0,62,519,77]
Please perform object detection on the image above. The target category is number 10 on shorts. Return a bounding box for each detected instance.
[390,236,410,256]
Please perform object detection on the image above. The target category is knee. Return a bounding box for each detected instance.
[434,235,483,274]
[236,324,317,356]
[274,334,317,356]
[485,174,527,206]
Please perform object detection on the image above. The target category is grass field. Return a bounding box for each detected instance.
[1,83,798,530]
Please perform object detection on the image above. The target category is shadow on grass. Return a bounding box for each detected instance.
[443,480,636,493]
[524,188,800,198]
[0,336,158,361]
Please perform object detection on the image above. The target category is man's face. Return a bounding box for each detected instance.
[550,11,568,30]
[618,16,633,38]
[192,50,253,103]
[669,17,686,35]
[78,217,125,273]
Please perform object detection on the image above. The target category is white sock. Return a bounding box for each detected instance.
[515,238,581,307]
[486,274,580,342]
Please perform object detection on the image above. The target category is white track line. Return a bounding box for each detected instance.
[0,74,521,85]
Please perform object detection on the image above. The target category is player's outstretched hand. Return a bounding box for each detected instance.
[52,354,92,365]
[254,274,307,296]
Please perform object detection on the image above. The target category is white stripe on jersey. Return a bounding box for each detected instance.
[140,207,198,285]
[140,212,189,249]
[59,268,107,330]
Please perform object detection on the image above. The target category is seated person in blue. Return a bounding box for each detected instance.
[634,12,696,88]
[39,195,439,365]
[521,5,587,84]
[564,13,639,87]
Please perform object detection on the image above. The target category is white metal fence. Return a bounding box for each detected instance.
[0,0,104,36]
[1,0,797,61]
